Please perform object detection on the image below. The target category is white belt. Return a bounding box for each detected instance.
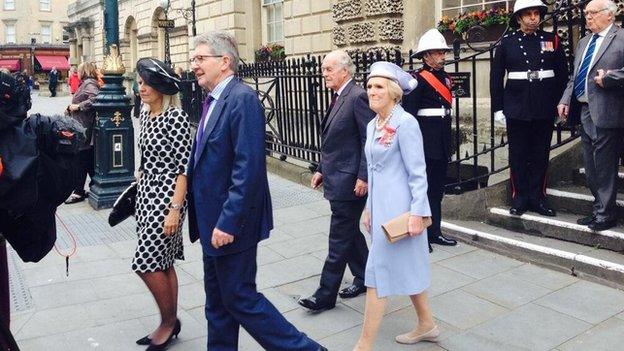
[417,108,450,117]
[507,70,555,80]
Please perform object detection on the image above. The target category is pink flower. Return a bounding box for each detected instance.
[378,125,396,147]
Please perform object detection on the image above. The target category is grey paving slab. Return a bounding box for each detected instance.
[174,336,207,351]
[436,249,524,280]
[63,258,130,282]
[256,254,324,290]
[535,280,624,324]
[273,204,326,224]
[558,317,624,351]
[268,233,329,258]
[281,304,364,340]
[301,199,332,216]
[107,239,138,259]
[29,279,99,310]
[319,307,458,351]
[463,271,553,309]
[17,333,70,351]
[430,289,509,330]
[428,264,477,297]
[440,304,591,351]
[258,287,301,313]
[505,263,579,291]
[83,293,158,326]
[429,245,457,263]
[15,304,96,340]
[257,228,296,247]
[276,215,331,239]
[178,260,205,281]
[257,246,286,265]
[62,318,147,351]
[89,272,148,299]
[435,242,479,256]
[178,281,207,310]
[20,263,65,288]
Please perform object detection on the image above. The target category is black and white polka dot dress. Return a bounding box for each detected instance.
[133,106,192,273]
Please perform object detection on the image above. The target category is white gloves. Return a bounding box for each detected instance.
[494,110,506,127]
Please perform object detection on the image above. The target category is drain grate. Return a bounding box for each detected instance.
[8,250,33,312]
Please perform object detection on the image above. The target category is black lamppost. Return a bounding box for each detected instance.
[89,0,135,209]
[159,0,172,66]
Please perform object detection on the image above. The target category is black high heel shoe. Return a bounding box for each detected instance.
[136,335,151,346]
[146,319,181,351]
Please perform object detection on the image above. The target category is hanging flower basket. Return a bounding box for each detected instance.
[438,8,511,43]
[255,43,286,62]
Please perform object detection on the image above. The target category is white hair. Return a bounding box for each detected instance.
[324,50,355,77]
[604,0,618,16]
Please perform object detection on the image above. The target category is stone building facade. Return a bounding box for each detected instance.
[65,0,459,74]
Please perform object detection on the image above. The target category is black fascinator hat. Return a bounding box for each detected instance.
[136,58,180,95]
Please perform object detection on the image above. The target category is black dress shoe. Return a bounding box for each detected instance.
[529,203,556,217]
[338,284,366,299]
[588,219,617,232]
[577,215,596,225]
[509,207,526,216]
[298,296,335,312]
[429,235,457,246]
[428,243,433,253]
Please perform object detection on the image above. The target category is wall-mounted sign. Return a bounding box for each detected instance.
[449,72,471,98]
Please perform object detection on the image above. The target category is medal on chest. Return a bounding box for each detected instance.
[540,41,554,52]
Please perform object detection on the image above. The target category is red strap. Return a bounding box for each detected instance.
[0,156,3,177]
[419,70,453,105]
[554,35,559,50]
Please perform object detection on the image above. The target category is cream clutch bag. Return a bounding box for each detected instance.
[381,212,432,243]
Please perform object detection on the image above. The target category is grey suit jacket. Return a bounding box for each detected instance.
[318,80,375,201]
[560,24,624,129]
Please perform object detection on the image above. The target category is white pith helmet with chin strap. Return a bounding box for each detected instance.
[512,0,548,23]
[414,29,451,59]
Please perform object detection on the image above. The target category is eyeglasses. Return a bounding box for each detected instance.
[583,8,608,17]
[189,54,223,64]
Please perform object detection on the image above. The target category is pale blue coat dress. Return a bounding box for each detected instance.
[364,104,431,298]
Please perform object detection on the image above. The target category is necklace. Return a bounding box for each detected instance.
[376,104,399,130]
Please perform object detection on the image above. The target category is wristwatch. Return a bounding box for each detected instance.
[169,203,182,210]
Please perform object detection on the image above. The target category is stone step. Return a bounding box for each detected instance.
[441,219,624,289]
[487,207,624,252]
[545,186,624,223]
[572,166,624,190]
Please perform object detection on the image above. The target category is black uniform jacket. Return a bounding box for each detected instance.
[403,65,453,161]
[490,29,568,121]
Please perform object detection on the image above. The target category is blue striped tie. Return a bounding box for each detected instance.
[573,34,600,99]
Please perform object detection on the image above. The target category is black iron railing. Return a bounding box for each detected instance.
[181,0,614,192]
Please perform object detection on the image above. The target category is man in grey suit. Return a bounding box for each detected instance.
[558,0,624,231]
[298,50,375,312]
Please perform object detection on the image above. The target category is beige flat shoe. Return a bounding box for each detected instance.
[395,325,440,344]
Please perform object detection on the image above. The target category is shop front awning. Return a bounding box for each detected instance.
[35,55,70,70]
[0,59,20,71]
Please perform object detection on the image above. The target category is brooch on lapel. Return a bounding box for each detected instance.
[378,125,396,148]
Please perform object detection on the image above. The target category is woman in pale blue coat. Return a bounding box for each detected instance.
[354,62,439,350]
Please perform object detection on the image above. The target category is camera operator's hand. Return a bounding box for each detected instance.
[164,209,181,236]
[68,104,80,112]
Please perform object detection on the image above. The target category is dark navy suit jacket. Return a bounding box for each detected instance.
[318,80,374,201]
[187,77,273,256]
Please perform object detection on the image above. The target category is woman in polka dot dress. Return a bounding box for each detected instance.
[134,58,191,349]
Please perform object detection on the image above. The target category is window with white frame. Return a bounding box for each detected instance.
[441,0,514,17]
[41,24,51,43]
[40,0,50,11]
[263,0,283,43]
[5,24,16,43]
[4,0,15,10]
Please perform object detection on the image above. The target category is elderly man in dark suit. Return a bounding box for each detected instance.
[187,31,326,351]
[558,0,624,231]
[298,50,375,312]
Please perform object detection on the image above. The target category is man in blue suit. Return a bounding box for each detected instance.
[187,31,326,351]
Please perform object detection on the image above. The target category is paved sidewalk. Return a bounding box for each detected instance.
[9,93,624,350]
[8,172,624,351]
